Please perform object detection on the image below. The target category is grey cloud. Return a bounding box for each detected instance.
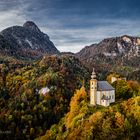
[0,0,140,53]
[41,19,140,53]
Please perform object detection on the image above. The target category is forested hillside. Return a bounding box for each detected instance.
[0,55,89,139]
[0,52,140,140]
[39,85,140,140]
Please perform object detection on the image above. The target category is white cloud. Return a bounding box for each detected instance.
[0,0,30,30]
[0,10,26,30]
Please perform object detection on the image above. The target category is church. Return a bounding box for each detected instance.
[90,68,115,106]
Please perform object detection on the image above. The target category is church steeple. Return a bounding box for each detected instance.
[91,68,96,79]
[90,68,97,105]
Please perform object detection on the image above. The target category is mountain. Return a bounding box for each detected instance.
[0,21,59,60]
[76,35,140,79]
[0,34,14,56]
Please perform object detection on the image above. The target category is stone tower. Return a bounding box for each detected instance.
[90,68,97,105]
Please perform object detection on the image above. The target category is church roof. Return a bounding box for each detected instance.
[97,81,114,91]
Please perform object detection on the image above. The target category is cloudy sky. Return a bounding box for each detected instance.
[0,0,140,52]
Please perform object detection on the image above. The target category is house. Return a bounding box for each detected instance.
[90,68,115,106]
[39,86,50,95]
[111,76,126,83]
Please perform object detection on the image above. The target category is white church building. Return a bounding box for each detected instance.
[90,68,115,106]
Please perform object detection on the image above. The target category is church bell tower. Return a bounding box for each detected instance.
[90,68,97,105]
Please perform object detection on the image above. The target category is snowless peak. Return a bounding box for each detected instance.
[23,21,41,32]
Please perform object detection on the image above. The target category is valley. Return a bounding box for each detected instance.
[0,22,140,139]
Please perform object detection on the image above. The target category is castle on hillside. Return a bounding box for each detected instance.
[90,68,115,106]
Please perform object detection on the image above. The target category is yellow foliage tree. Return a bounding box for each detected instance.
[65,86,87,129]
[115,112,124,128]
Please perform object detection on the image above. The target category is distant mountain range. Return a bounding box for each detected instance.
[0,21,140,79]
[76,35,140,78]
[77,35,140,59]
[0,21,59,60]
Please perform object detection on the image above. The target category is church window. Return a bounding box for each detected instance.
[106,96,108,100]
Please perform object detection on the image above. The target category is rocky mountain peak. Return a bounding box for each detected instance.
[23,21,41,33]
[0,21,59,60]
[76,35,140,69]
